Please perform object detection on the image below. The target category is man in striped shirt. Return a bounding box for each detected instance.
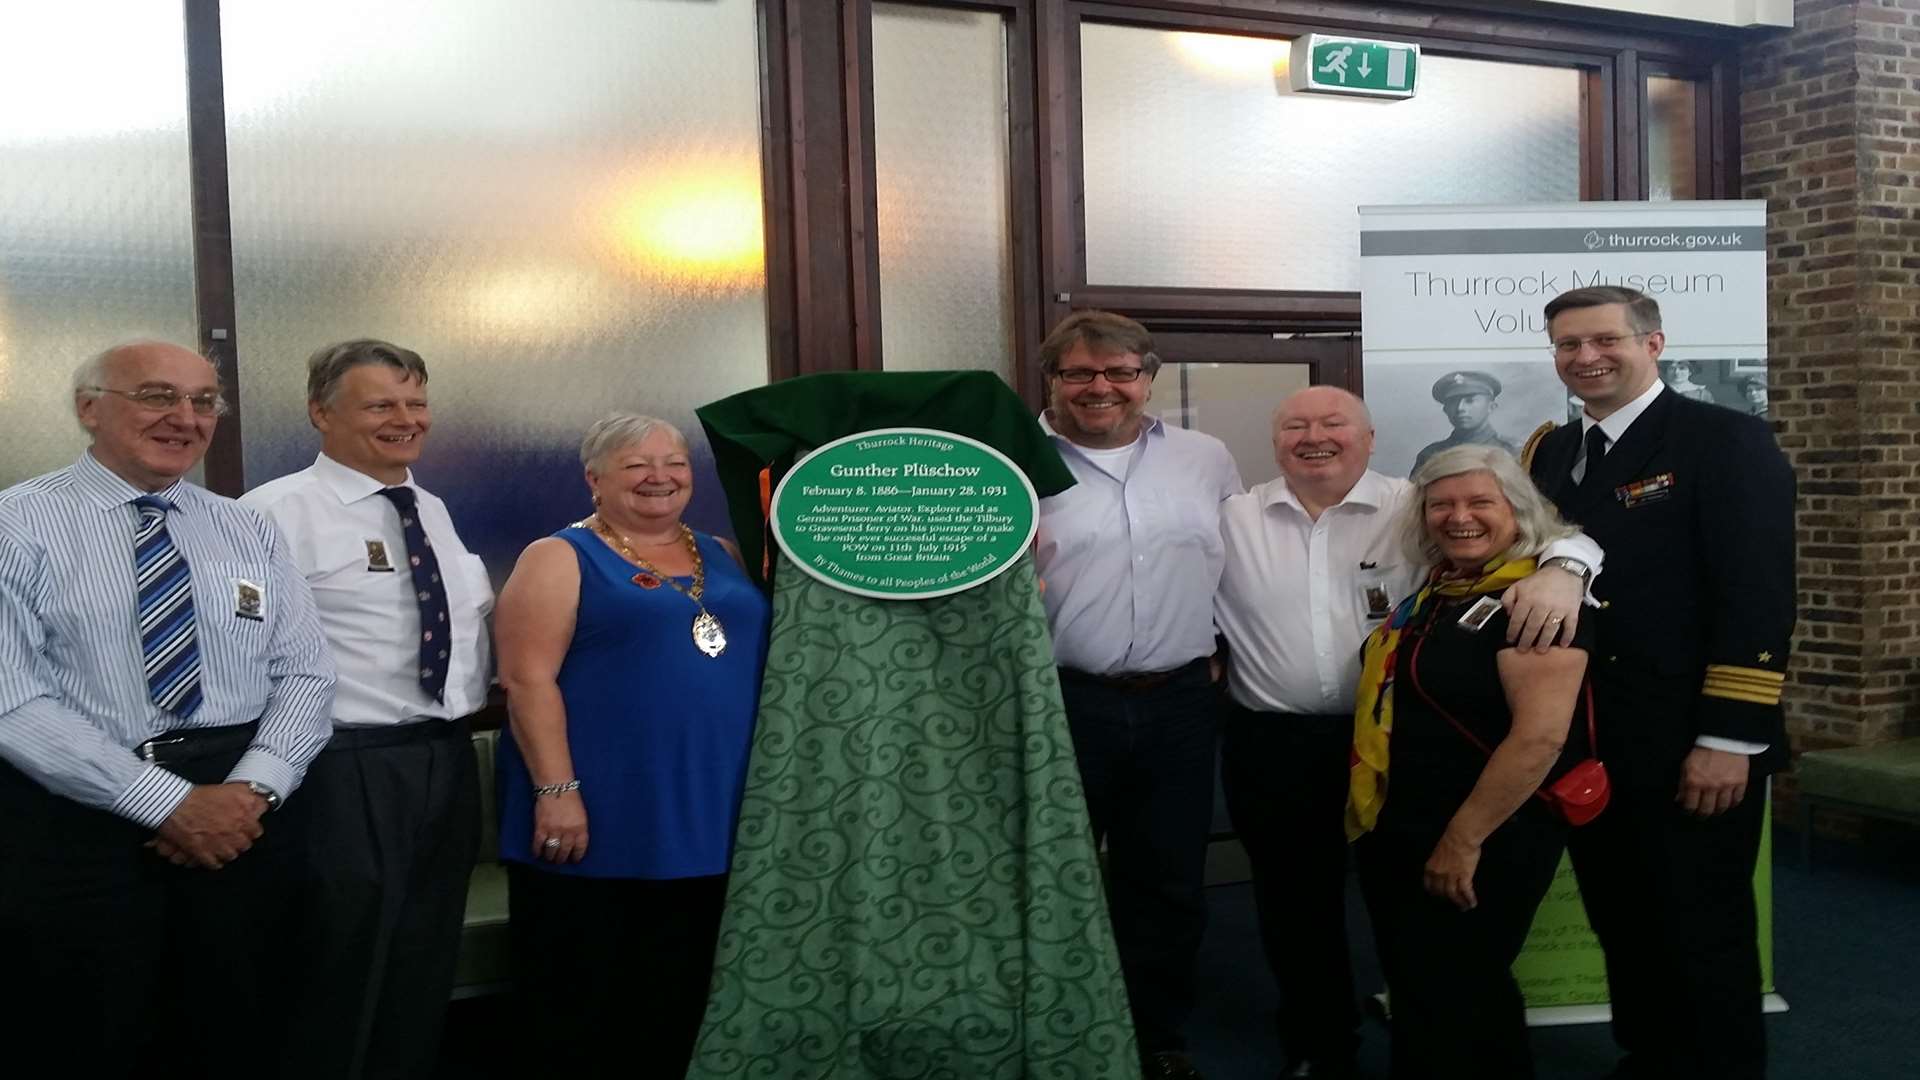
[0,340,335,1072]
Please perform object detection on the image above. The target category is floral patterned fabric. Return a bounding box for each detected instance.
[684,547,1138,1079]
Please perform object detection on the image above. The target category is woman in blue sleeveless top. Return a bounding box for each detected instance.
[493,413,769,1074]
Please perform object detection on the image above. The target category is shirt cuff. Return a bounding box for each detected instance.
[109,764,196,830]
[226,748,298,806]
[1695,735,1768,755]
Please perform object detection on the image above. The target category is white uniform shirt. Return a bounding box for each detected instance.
[1216,469,1606,716]
[241,454,493,727]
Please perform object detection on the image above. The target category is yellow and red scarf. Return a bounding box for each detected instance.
[1346,556,1535,839]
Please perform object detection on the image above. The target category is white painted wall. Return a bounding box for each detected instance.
[1516,0,1793,29]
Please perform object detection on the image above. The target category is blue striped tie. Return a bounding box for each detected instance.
[133,495,203,719]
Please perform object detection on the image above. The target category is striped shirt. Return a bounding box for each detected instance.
[0,451,335,828]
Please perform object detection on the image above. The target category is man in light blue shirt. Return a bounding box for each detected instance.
[0,340,335,1073]
[1032,311,1241,1080]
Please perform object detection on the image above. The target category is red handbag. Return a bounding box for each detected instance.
[1409,629,1611,827]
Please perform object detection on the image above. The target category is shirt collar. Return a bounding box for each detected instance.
[311,451,415,505]
[72,450,192,511]
[1582,379,1664,445]
[1264,468,1393,515]
[1036,410,1163,452]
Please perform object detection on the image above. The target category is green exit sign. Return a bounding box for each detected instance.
[1289,34,1419,99]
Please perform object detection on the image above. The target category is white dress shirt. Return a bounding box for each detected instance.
[1573,381,1765,756]
[1216,469,1607,717]
[242,454,493,727]
[1035,413,1243,675]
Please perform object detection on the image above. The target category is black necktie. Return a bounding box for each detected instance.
[1577,426,1610,497]
[377,486,449,703]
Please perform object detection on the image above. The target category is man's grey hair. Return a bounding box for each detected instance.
[1396,444,1577,566]
[307,339,429,407]
[1036,310,1163,380]
[579,413,689,471]
[70,339,216,431]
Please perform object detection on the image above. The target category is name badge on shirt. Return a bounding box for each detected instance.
[232,578,266,621]
[365,539,396,572]
[1456,595,1502,633]
[1616,472,1676,508]
[1361,583,1393,620]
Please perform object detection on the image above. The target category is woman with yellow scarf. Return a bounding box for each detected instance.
[1348,445,1594,1080]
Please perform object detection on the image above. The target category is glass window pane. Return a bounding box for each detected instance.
[1163,362,1311,486]
[0,2,198,486]
[222,0,768,572]
[1647,76,1700,200]
[872,4,1016,382]
[1082,25,1582,292]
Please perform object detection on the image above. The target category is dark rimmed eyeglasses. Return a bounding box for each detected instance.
[1053,366,1146,384]
[1548,332,1651,358]
[87,385,230,417]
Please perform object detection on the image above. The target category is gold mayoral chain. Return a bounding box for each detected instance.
[589,516,728,658]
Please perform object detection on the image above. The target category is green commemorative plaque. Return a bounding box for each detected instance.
[770,427,1040,600]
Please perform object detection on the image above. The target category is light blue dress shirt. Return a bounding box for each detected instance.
[1035,413,1243,675]
[0,451,336,828]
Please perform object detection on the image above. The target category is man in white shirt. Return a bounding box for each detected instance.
[242,339,495,1078]
[1213,385,1599,1078]
[1032,311,1242,1080]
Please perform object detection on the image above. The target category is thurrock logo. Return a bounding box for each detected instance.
[1583,230,1605,250]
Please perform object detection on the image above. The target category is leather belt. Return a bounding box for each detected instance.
[134,721,260,765]
[1059,659,1203,693]
[325,714,472,752]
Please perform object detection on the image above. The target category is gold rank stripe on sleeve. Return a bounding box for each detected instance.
[1701,664,1787,706]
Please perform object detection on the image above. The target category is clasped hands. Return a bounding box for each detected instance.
[147,781,271,869]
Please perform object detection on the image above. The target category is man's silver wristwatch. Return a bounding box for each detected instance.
[244,781,281,811]
[1540,556,1594,587]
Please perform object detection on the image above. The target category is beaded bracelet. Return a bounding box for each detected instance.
[532,779,582,798]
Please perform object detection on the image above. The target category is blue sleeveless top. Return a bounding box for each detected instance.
[498,526,770,879]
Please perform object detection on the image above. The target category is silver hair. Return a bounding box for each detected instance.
[1396,444,1577,566]
[1271,385,1374,432]
[579,413,688,471]
[70,340,216,431]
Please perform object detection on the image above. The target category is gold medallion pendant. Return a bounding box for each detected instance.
[692,611,728,658]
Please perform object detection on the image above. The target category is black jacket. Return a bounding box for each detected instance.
[1529,389,1796,787]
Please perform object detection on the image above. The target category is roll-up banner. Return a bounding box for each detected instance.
[1357,200,1782,1024]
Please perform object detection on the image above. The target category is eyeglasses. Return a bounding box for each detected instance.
[1053,366,1146,384]
[87,385,230,416]
[1549,332,1651,358]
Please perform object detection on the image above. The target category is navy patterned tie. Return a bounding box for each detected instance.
[377,486,450,703]
[133,495,203,719]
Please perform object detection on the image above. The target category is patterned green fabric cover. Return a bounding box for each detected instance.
[685,549,1138,1079]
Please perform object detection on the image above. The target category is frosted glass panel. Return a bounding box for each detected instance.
[1082,25,1582,292]
[872,4,1016,382]
[1165,363,1312,487]
[0,2,198,486]
[1648,77,1699,201]
[224,0,768,575]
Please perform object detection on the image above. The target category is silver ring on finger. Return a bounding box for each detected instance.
[542,837,561,849]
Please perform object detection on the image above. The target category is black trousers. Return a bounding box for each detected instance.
[1057,660,1218,1056]
[1219,704,1361,1066]
[0,730,303,1075]
[1568,767,1769,1080]
[279,719,480,1080]
[1357,810,1566,1080]
[507,864,728,1076]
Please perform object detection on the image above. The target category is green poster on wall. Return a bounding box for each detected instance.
[1513,798,1778,1018]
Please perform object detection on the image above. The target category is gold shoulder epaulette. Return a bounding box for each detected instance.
[1701,664,1786,706]
[1520,421,1558,471]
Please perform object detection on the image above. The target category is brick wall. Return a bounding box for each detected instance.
[1741,0,1920,754]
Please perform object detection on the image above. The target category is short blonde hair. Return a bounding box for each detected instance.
[1396,445,1576,566]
